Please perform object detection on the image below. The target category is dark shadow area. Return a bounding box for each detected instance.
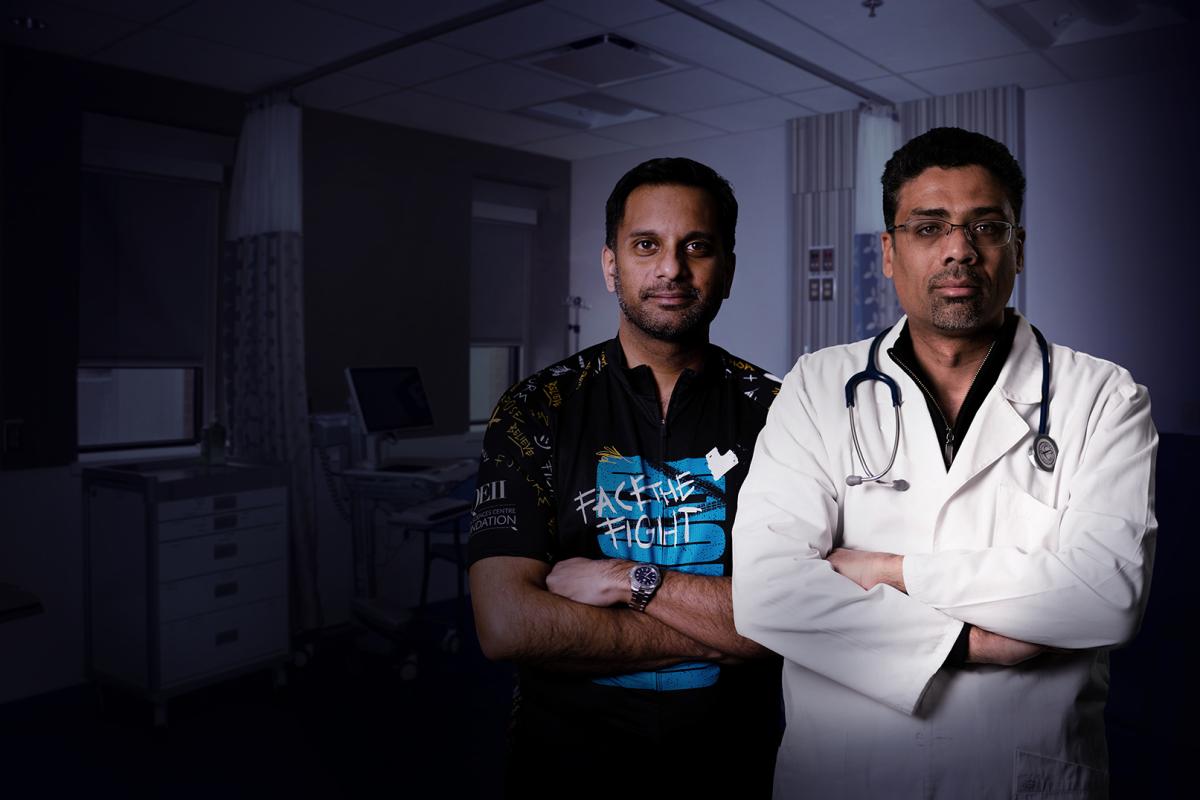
[1106,431,1195,797]
[0,600,513,798]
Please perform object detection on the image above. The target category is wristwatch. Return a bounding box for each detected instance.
[628,563,663,612]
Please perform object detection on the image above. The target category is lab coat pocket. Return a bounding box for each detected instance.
[1013,749,1107,799]
[996,483,1063,551]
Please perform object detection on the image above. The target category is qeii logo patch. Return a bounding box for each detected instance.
[474,479,508,510]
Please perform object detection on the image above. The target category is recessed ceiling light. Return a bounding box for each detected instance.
[524,34,683,88]
[11,16,48,31]
[519,93,659,131]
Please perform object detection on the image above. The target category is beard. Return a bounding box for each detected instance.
[926,266,995,332]
[613,268,723,343]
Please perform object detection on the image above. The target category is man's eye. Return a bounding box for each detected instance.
[687,241,712,255]
[913,222,945,237]
[634,240,656,252]
[971,221,1002,235]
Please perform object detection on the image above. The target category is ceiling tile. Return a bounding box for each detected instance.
[347,41,485,86]
[763,0,1030,73]
[293,72,396,111]
[420,62,583,112]
[90,27,306,93]
[704,0,890,81]
[342,90,575,147]
[299,0,499,34]
[600,115,724,147]
[904,51,1067,96]
[1043,22,1198,82]
[516,132,636,161]
[856,74,931,104]
[603,68,765,114]
[548,0,671,28]
[436,4,602,60]
[782,84,862,114]
[619,11,831,94]
[0,1,139,58]
[156,0,398,67]
[681,96,812,133]
[55,0,193,23]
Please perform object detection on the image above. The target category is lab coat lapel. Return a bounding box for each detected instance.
[943,316,1043,499]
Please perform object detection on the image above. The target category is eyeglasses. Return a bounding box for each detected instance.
[887,219,1018,248]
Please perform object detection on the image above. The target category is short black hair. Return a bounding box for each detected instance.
[604,157,737,258]
[882,127,1026,226]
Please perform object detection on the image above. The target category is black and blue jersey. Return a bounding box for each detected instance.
[469,336,782,793]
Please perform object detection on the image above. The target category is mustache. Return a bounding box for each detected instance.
[927,267,985,290]
[640,283,700,299]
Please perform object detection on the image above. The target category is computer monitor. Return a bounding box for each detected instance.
[345,366,435,436]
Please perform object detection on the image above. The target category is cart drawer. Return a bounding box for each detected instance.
[158,502,286,543]
[158,524,285,582]
[159,560,287,622]
[159,596,288,686]
[158,487,287,524]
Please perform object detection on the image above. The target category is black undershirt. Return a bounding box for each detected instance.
[887,310,1019,471]
[886,310,1019,666]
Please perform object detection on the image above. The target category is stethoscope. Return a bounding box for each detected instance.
[845,324,1058,490]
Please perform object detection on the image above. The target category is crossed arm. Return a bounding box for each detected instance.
[470,555,770,674]
[826,548,1045,666]
[731,360,1156,713]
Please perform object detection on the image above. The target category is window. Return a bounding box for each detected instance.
[470,345,520,427]
[77,367,201,451]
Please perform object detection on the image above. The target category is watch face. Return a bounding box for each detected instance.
[632,565,659,589]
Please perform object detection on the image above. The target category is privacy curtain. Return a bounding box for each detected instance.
[851,105,902,341]
[222,95,322,631]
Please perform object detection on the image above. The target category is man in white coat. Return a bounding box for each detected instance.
[731,127,1156,799]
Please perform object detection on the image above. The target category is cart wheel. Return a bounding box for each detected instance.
[93,683,107,714]
[398,652,419,681]
[291,644,312,669]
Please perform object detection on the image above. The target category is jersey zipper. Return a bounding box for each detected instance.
[889,340,996,467]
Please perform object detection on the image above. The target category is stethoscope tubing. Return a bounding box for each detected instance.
[845,322,1055,487]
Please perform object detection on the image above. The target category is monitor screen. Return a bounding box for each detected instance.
[345,367,435,435]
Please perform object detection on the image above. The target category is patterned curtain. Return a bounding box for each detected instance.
[222,96,322,631]
[851,105,902,342]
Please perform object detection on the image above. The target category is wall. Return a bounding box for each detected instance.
[569,126,791,376]
[303,110,571,426]
[1025,69,1199,435]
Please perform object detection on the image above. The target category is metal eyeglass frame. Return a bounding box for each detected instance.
[886,219,1019,248]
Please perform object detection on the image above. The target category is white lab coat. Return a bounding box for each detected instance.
[732,314,1156,799]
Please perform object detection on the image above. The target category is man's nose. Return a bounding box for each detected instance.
[655,243,689,280]
[941,225,978,264]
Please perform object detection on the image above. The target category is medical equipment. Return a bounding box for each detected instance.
[845,324,1056,488]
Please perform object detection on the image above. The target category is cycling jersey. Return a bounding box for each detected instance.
[469,336,782,794]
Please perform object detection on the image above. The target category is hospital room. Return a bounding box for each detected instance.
[0,0,1194,796]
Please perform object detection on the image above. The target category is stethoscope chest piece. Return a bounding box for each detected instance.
[1030,434,1058,472]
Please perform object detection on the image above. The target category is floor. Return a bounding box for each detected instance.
[0,603,514,799]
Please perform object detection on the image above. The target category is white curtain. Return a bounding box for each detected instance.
[851,105,902,341]
[222,95,322,631]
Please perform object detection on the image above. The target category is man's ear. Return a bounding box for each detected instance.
[601,246,617,293]
[1014,226,1025,274]
[722,254,736,299]
[881,231,895,279]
